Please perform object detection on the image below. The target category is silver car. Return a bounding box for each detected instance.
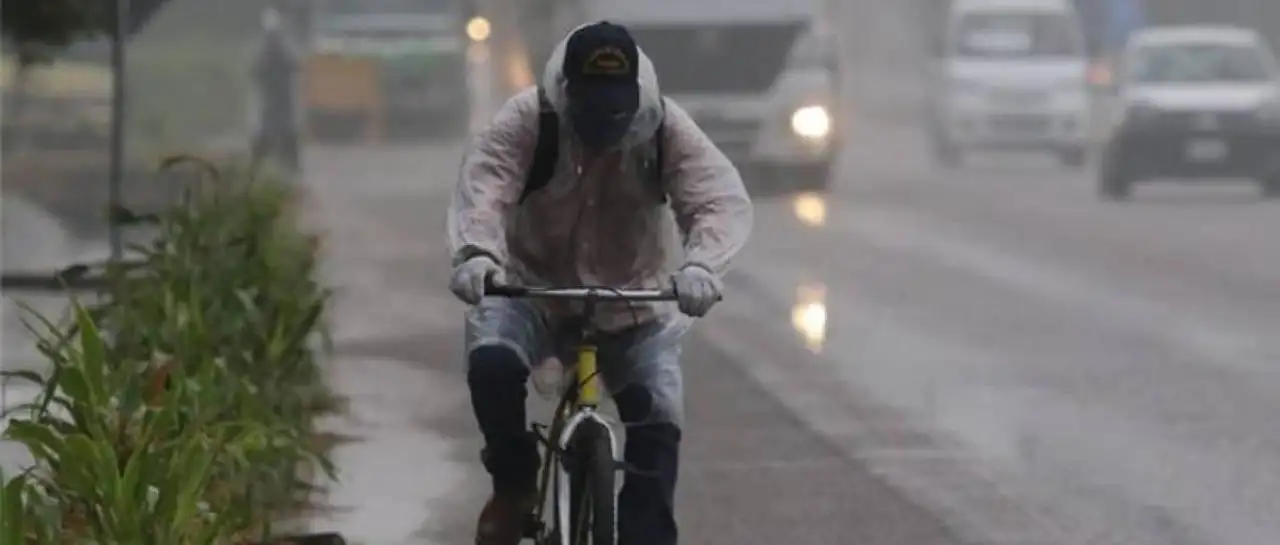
[1099,25,1280,200]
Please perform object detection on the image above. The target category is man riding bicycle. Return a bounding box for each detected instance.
[447,21,753,545]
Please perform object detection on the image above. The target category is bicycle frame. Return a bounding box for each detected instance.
[551,363,617,545]
[487,285,674,545]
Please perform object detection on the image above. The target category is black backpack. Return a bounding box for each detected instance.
[518,87,668,205]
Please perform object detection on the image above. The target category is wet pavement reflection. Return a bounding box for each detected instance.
[786,192,829,353]
[790,282,827,354]
[792,191,827,227]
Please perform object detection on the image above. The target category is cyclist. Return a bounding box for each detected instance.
[447,20,753,545]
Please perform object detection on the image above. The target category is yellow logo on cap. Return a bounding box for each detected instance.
[583,47,630,75]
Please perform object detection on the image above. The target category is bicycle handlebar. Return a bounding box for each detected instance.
[484,279,683,302]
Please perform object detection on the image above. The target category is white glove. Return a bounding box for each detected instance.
[449,256,504,305]
[671,265,722,317]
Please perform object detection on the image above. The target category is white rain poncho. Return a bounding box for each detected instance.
[448,26,754,330]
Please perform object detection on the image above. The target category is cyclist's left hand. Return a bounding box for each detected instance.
[671,265,722,317]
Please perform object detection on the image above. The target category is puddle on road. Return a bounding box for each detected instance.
[317,352,475,544]
[326,332,487,545]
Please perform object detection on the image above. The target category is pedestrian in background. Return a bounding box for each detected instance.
[251,6,301,176]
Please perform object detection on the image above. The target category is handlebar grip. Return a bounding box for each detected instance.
[669,284,724,302]
[484,278,527,297]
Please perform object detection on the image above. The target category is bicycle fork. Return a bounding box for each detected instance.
[555,408,621,545]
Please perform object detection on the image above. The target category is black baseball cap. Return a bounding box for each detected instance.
[562,21,641,148]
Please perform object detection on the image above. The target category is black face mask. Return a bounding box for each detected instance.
[568,106,636,151]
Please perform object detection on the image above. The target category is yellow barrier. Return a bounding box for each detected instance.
[303,54,384,141]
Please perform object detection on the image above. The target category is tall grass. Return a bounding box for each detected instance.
[0,157,336,544]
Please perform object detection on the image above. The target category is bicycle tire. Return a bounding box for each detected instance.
[567,420,616,545]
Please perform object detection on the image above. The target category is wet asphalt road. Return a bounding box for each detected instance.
[718,128,1280,545]
[300,142,960,545]
[303,0,1280,536]
[299,119,1280,545]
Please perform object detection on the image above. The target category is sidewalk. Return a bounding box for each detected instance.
[298,141,488,545]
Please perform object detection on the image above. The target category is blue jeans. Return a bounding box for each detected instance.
[465,297,689,545]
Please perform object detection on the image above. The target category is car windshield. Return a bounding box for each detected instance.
[1128,42,1273,83]
[952,11,1082,58]
[789,31,833,70]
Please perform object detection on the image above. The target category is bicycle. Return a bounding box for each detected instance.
[484,283,680,545]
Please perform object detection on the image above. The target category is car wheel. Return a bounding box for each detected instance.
[1057,145,1087,169]
[1099,167,1133,201]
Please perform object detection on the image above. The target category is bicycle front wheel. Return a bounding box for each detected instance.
[567,419,616,545]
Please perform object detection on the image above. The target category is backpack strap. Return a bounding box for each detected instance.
[519,87,560,205]
[647,97,669,204]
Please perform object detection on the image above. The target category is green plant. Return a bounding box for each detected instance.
[3,300,282,544]
[1,157,336,544]
[2,466,61,544]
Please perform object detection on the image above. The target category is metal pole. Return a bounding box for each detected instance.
[108,0,128,260]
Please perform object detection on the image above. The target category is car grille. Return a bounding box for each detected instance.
[1166,110,1257,131]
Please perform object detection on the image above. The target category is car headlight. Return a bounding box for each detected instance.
[791,105,831,139]
[466,16,492,43]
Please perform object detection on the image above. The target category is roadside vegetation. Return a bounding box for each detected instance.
[0,159,340,544]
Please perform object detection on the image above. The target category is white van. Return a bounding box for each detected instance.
[588,0,841,195]
[930,0,1091,167]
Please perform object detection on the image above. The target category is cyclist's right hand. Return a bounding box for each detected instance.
[449,255,504,305]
